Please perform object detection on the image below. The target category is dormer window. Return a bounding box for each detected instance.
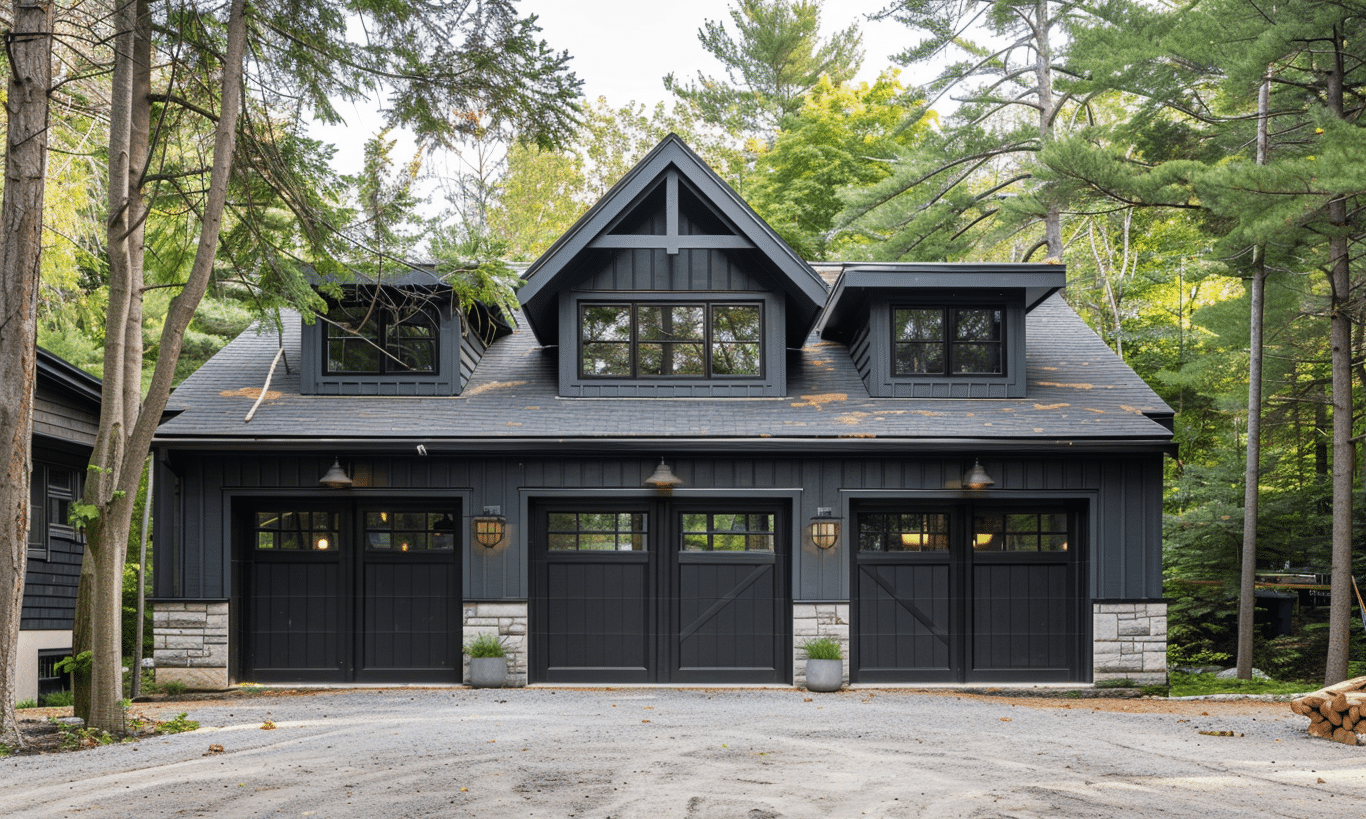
[893,307,1003,376]
[325,303,438,375]
[579,301,763,379]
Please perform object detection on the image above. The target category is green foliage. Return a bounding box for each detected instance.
[15,699,38,710]
[54,651,93,677]
[158,680,189,696]
[155,712,200,734]
[748,71,928,259]
[1168,672,1315,697]
[664,0,863,136]
[800,637,842,660]
[39,690,75,708]
[463,633,507,658]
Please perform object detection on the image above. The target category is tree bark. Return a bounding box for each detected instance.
[0,0,54,749]
[1325,24,1353,686]
[80,0,247,733]
[1236,74,1271,681]
[1034,0,1063,260]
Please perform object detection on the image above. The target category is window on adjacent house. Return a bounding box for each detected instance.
[28,467,45,558]
[324,303,438,375]
[893,307,1003,376]
[580,302,762,379]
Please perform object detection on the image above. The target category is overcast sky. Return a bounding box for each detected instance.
[518,0,914,109]
[310,1,918,210]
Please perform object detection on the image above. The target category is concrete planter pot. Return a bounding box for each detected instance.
[469,656,508,688]
[804,658,843,692]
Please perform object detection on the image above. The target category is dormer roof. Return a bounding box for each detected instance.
[518,134,829,348]
[815,262,1066,345]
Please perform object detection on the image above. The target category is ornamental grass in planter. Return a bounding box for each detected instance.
[802,637,844,692]
[465,634,508,688]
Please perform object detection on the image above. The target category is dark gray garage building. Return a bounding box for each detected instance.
[151,136,1173,689]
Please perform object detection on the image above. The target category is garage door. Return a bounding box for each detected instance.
[853,504,1083,683]
[242,504,461,683]
[530,501,789,684]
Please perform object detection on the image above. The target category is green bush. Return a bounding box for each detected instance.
[158,680,188,696]
[39,690,74,708]
[15,699,37,710]
[463,634,506,658]
[801,637,842,661]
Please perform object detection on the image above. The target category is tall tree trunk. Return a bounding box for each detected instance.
[0,0,54,749]
[74,0,150,725]
[1034,0,1063,259]
[1236,74,1271,681]
[1325,25,1353,686]
[80,0,247,733]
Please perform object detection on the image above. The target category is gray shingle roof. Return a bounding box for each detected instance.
[155,294,1173,451]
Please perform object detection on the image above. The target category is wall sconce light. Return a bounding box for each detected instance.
[318,458,352,489]
[963,459,995,490]
[473,506,506,548]
[810,507,841,550]
[645,458,683,489]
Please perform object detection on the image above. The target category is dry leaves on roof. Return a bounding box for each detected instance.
[220,387,281,401]
[465,380,528,397]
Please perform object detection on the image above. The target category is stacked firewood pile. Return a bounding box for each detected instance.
[1290,676,1366,745]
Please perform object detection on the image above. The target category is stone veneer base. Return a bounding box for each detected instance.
[1093,602,1168,685]
[793,603,849,689]
[153,601,230,690]
[463,601,528,687]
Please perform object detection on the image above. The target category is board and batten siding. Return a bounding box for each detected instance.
[153,450,1164,607]
[578,247,768,294]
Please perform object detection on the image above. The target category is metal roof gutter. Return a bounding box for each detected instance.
[152,435,1177,457]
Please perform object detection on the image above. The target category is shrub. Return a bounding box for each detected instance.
[158,680,188,696]
[39,690,74,708]
[801,637,842,661]
[15,699,37,710]
[464,634,506,658]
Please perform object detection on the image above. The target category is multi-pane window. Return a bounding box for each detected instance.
[681,513,775,552]
[580,302,762,379]
[364,511,457,551]
[547,512,649,551]
[254,511,340,552]
[325,302,438,375]
[893,307,1002,376]
[29,466,78,560]
[973,511,1069,552]
[858,512,950,552]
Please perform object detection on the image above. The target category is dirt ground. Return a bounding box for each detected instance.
[3,687,1362,819]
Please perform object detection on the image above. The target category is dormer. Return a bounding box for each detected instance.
[299,270,512,397]
[815,264,1066,398]
[519,135,828,398]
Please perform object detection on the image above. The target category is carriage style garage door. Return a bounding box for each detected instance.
[530,500,789,684]
[853,503,1084,683]
[241,503,461,683]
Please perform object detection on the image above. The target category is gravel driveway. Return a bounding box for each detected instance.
[2,688,1364,818]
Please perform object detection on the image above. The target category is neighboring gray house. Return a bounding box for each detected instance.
[18,349,100,702]
[151,136,1174,689]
